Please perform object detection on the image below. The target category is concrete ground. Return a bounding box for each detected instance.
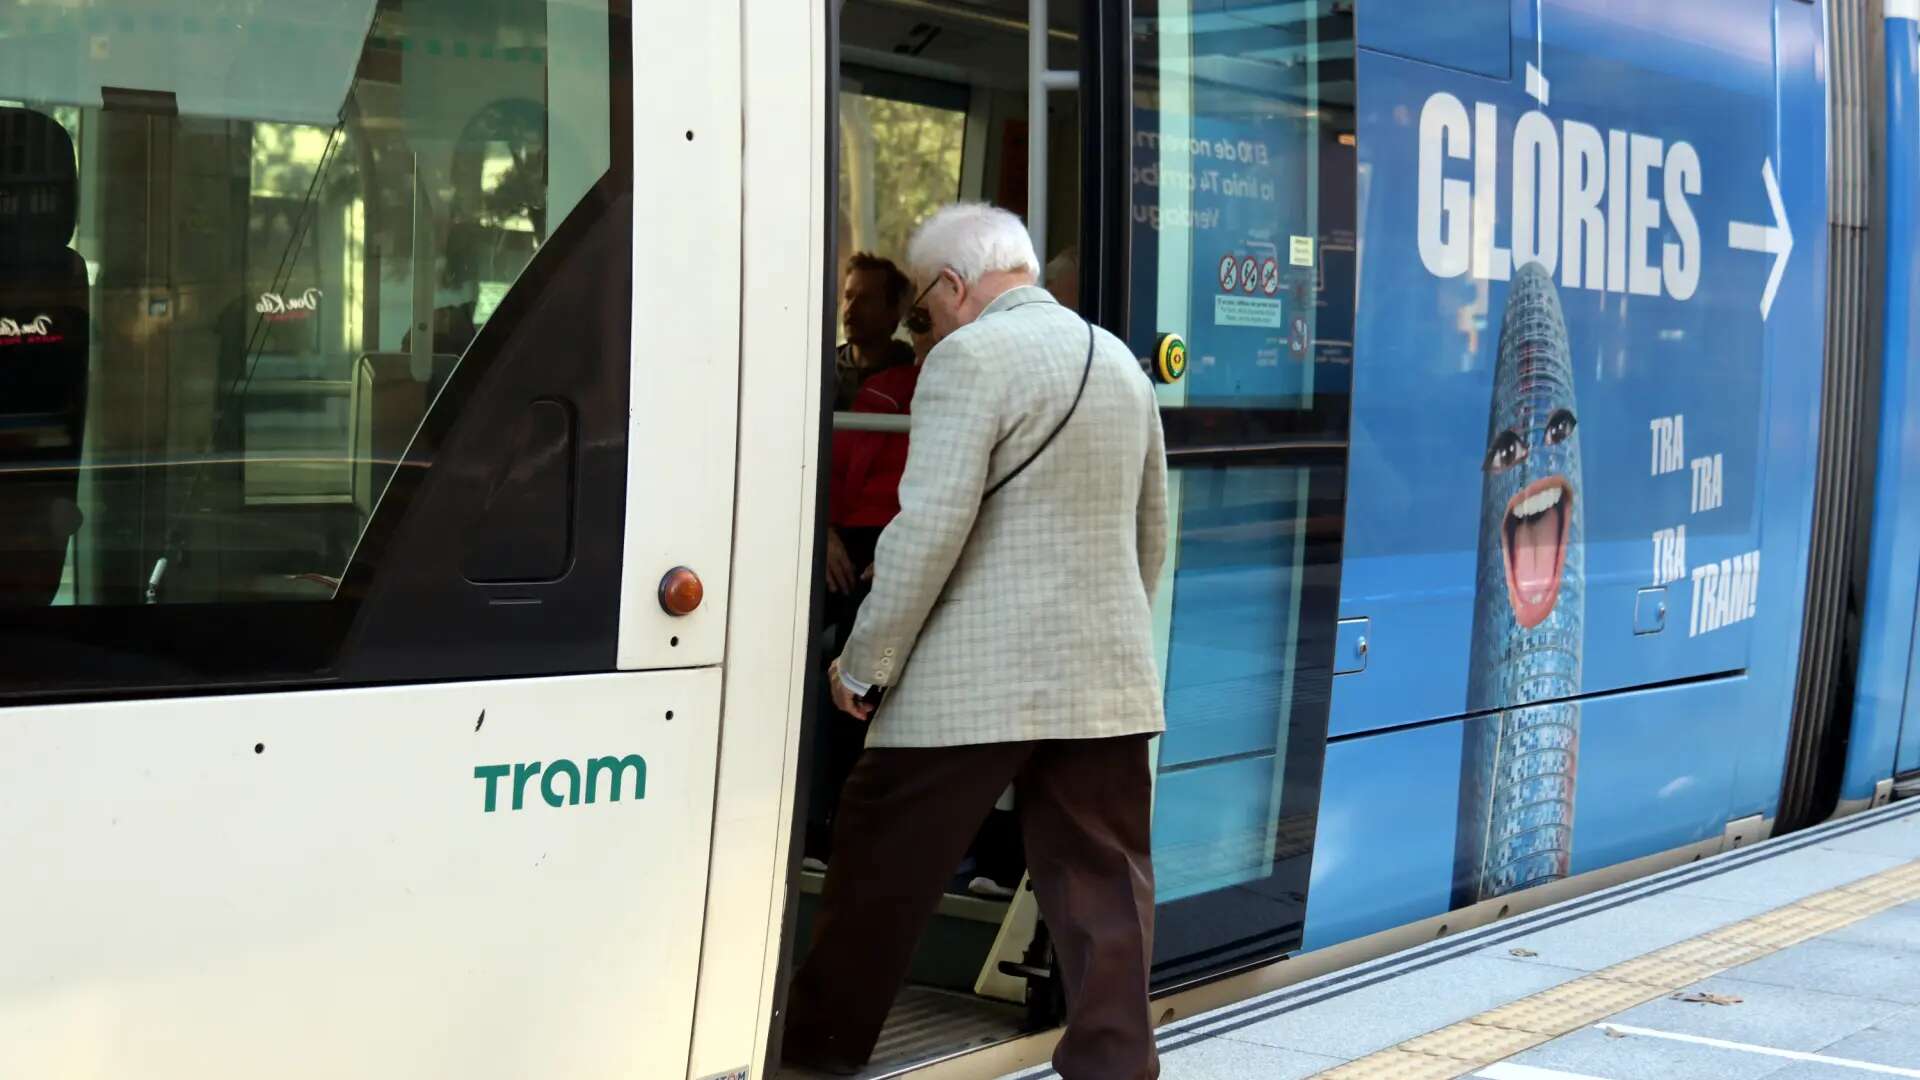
[1008,800,1920,1080]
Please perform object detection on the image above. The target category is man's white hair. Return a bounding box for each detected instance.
[906,202,1040,287]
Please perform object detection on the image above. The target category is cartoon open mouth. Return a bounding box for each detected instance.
[1502,475,1573,629]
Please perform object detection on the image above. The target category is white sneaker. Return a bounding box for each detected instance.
[967,876,1016,900]
[801,857,829,874]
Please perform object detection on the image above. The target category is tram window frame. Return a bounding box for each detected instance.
[0,0,637,702]
[840,63,973,113]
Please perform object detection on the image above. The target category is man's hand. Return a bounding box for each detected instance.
[825,528,857,595]
[828,658,874,721]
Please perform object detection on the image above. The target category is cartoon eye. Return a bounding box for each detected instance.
[1545,409,1578,446]
[1484,429,1527,473]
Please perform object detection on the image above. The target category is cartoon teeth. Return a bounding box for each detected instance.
[1512,485,1562,520]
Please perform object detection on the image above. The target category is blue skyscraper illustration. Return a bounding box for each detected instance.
[1456,261,1585,905]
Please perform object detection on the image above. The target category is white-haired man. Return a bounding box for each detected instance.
[783,203,1169,1079]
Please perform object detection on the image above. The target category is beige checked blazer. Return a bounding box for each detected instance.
[840,285,1170,748]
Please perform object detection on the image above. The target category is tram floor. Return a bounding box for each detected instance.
[772,985,1028,1080]
[869,988,1028,1076]
[775,877,1032,1080]
[999,799,1920,1080]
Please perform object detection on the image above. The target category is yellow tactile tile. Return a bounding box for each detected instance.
[1472,979,1663,1034]
[1594,954,1717,988]
[1399,1022,1545,1062]
[1707,906,1844,948]
[1843,877,1911,901]
[1845,862,1920,897]
[1795,889,1893,916]
[1302,856,1920,1079]
[1310,1049,1469,1080]
[1644,936,1766,969]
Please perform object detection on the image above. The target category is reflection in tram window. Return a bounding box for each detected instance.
[1133,0,1356,989]
[1154,467,1312,901]
[836,2,1081,288]
[837,77,967,290]
[0,0,612,608]
[1132,1,1356,417]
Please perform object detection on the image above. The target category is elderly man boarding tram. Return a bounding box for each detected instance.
[783,203,1170,1080]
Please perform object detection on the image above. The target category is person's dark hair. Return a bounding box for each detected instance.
[845,251,911,310]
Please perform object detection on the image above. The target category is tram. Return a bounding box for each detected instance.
[1,0,1916,1077]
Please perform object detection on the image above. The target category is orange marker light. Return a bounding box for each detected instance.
[658,567,704,616]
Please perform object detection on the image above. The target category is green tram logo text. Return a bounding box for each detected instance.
[473,755,646,812]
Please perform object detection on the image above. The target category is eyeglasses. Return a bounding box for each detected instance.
[904,273,946,335]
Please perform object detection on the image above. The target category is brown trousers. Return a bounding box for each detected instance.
[783,734,1159,1080]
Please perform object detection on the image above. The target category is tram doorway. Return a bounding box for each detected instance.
[781,2,1088,1073]
[777,1,1357,1075]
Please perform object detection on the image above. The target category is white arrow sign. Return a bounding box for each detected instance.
[1727,158,1792,320]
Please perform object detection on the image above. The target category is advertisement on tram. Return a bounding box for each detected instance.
[1333,0,1782,908]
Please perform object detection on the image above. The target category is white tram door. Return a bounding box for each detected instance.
[0,2,741,1078]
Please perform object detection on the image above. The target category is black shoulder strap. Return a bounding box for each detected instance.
[982,319,1096,502]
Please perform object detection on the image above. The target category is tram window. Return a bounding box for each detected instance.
[1132,0,1355,423]
[836,69,968,295]
[0,0,613,611]
[836,0,1081,296]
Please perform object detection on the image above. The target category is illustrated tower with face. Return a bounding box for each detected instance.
[1455,261,1585,906]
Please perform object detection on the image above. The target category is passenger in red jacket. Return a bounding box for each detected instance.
[807,328,1022,897]
[806,335,924,869]
[827,360,920,568]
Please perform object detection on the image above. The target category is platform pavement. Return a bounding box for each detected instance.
[1005,799,1920,1080]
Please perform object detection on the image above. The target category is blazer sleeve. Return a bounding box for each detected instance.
[1136,392,1170,598]
[837,339,1004,689]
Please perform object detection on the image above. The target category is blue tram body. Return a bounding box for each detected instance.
[1256,0,1912,956]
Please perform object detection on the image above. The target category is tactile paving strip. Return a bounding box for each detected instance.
[1311,1049,1472,1080]
[1304,858,1920,1078]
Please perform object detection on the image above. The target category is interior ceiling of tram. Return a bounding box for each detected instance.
[842,0,1065,89]
[843,0,1353,119]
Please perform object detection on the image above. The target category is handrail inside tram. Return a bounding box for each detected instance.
[832,411,912,432]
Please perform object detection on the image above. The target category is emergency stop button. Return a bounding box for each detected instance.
[658,567,704,616]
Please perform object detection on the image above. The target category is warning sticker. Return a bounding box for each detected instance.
[1290,235,1315,266]
[1215,294,1284,328]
